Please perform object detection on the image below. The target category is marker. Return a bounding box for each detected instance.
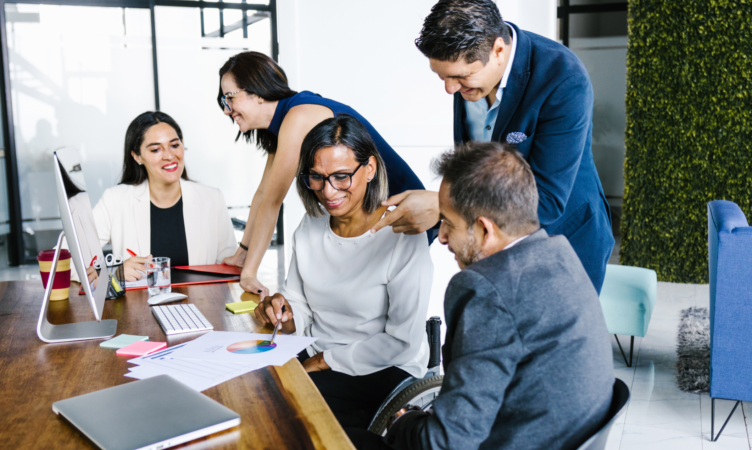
[269,305,286,345]
[126,248,137,257]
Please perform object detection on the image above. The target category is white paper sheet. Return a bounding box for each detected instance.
[165,331,317,365]
[124,332,317,391]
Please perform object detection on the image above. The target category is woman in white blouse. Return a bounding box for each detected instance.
[256,114,433,429]
[92,111,236,282]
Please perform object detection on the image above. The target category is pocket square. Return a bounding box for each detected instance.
[506,132,528,144]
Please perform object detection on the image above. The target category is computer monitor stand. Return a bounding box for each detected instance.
[37,232,117,343]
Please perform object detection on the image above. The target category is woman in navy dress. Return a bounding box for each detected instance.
[217,51,430,297]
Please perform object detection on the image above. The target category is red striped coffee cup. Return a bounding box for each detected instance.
[37,249,72,301]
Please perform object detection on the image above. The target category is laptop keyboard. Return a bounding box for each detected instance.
[152,304,214,335]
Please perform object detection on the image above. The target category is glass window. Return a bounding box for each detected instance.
[155,6,271,212]
[6,4,155,261]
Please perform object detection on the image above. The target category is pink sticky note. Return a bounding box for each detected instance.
[116,341,167,357]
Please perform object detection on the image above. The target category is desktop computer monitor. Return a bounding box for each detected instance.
[52,147,107,322]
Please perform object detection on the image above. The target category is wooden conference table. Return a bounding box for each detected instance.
[0,280,355,449]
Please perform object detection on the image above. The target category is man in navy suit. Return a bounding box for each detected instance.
[372,0,614,292]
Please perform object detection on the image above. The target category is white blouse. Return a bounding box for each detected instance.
[281,213,433,378]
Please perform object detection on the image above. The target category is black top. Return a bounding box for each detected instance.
[150,197,189,267]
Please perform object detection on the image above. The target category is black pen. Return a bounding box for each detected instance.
[270,305,286,345]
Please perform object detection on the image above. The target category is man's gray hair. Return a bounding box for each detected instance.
[433,141,539,235]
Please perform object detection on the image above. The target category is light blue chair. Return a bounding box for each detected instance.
[707,200,752,441]
[598,264,657,367]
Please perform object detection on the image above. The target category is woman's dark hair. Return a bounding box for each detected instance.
[119,111,189,186]
[296,115,389,218]
[415,0,511,64]
[217,51,297,154]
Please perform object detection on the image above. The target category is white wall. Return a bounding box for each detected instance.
[498,0,558,40]
[275,0,558,332]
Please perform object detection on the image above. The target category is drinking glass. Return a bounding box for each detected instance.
[146,257,171,296]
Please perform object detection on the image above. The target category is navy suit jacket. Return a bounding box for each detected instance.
[454,23,614,293]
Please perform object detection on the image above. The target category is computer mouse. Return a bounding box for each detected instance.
[147,293,188,306]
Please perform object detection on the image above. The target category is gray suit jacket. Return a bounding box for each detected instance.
[387,229,614,450]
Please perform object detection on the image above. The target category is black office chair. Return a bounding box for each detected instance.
[368,317,444,435]
[576,378,630,450]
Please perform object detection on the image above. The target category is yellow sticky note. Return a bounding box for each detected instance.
[225,301,258,315]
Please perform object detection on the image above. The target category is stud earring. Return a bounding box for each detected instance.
[138,162,142,166]
[258,98,264,104]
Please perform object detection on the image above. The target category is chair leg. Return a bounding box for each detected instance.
[711,398,741,442]
[614,335,634,367]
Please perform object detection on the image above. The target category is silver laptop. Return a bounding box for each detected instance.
[52,375,240,450]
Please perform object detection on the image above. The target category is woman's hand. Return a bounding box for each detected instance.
[240,272,269,299]
[85,266,98,290]
[302,353,330,373]
[223,247,247,268]
[255,293,295,334]
[123,254,151,282]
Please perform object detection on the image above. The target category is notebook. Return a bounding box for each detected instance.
[52,375,240,450]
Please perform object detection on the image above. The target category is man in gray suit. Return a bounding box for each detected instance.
[348,141,614,449]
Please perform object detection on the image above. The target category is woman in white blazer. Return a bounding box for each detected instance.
[93,111,236,282]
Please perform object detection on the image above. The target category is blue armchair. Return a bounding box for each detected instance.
[707,200,752,441]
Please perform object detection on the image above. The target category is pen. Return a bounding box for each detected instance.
[89,255,97,267]
[270,305,286,345]
[126,248,137,257]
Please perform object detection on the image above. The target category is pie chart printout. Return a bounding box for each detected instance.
[226,340,277,355]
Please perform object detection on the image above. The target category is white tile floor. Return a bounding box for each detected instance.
[607,283,751,450]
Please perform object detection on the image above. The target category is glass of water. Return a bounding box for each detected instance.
[146,257,171,296]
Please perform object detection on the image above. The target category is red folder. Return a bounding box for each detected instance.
[173,264,242,275]
[125,264,241,290]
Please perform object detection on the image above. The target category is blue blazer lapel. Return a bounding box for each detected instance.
[491,23,532,143]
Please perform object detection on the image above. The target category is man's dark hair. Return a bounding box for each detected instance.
[433,141,539,236]
[415,0,511,64]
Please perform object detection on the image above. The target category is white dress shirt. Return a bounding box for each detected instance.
[464,24,518,142]
[281,213,433,378]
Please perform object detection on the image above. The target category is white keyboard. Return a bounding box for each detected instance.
[151,304,214,335]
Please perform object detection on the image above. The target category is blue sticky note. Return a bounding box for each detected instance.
[100,334,149,349]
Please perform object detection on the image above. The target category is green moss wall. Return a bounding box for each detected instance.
[622,0,752,282]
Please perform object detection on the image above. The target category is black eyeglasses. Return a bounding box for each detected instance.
[301,165,364,191]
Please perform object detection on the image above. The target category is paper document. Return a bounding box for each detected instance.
[124,332,317,391]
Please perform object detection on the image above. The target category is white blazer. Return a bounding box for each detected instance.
[93,179,237,265]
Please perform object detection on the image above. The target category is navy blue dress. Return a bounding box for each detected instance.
[268,91,437,243]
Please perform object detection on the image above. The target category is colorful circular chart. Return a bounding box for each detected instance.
[226,340,277,354]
